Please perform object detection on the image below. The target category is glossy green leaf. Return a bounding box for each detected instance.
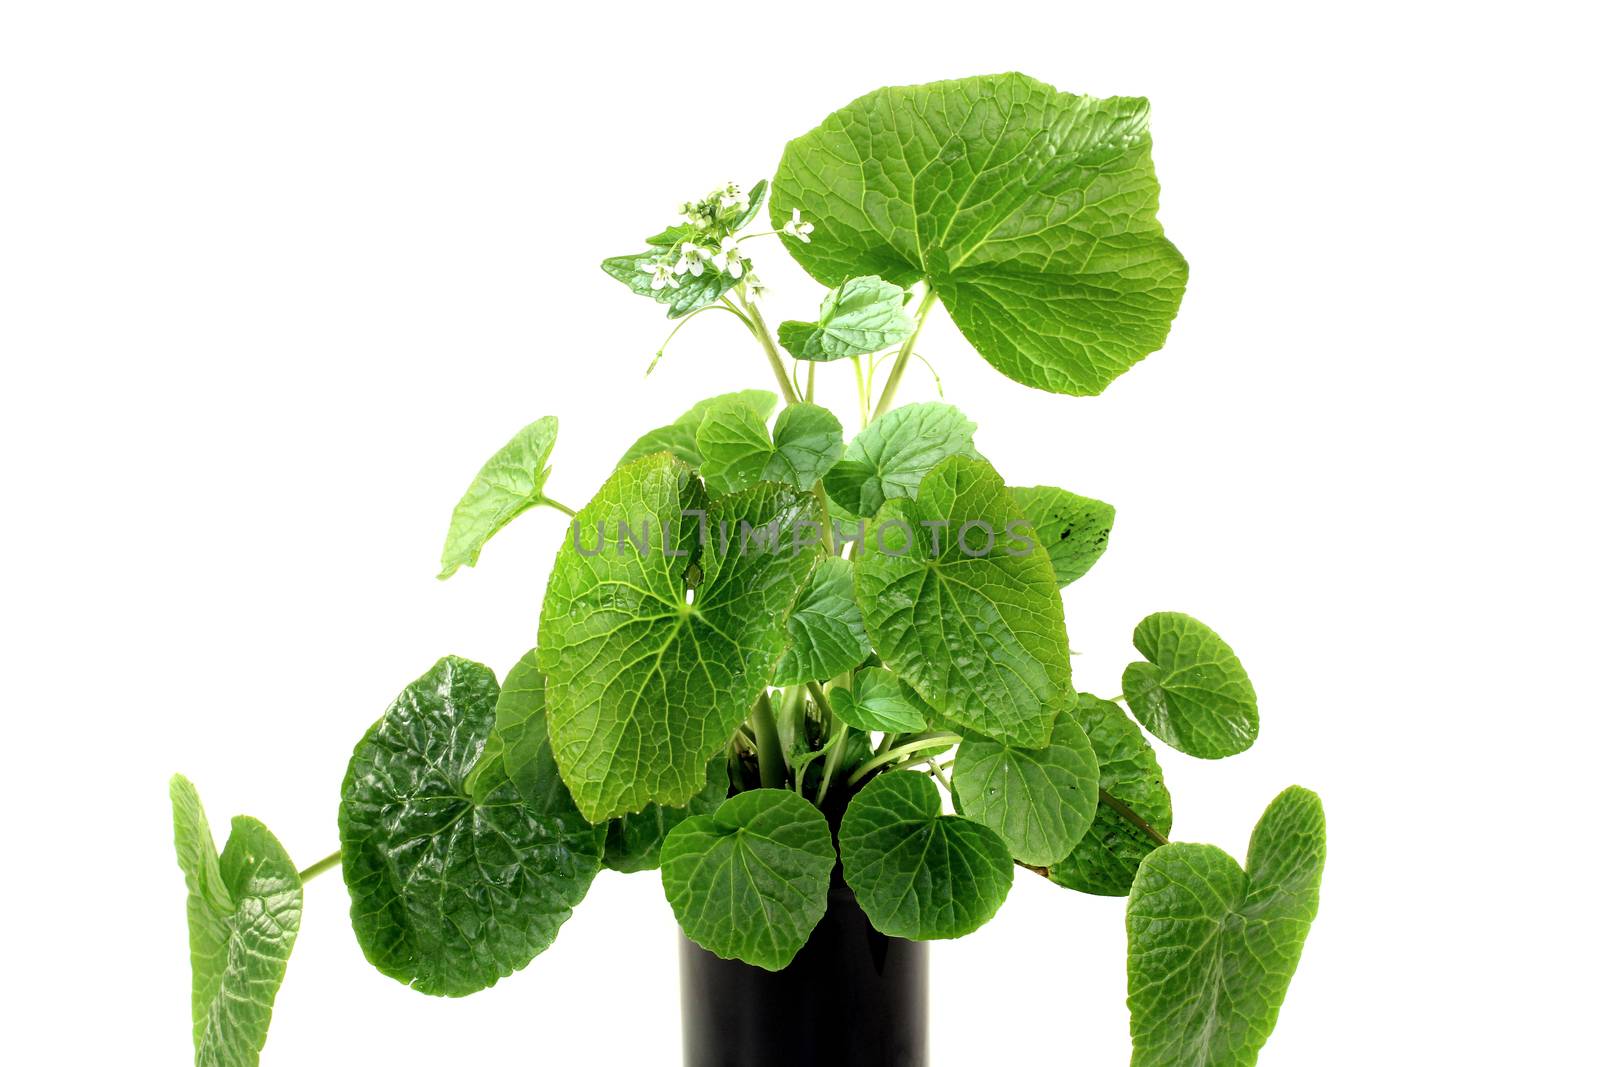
[170,775,302,1067]
[604,763,727,874]
[1049,693,1172,896]
[696,396,773,494]
[829,667,927,732]
[839,771,1012,940]
[339,657,604,996]
[438,416,559,579]
[1123,612,1259,758]
[618,390,780,469]
[538,455,821,821]
[465,648,549,802]
[660,789,835,970]
[1128,786,1326,1066]
[777,276,915,361]
[822,401,978,518]
[772,72,1187,395]
[953,711,1098,866]
[855,454,1072,748]
[1010,485,1115,587]
[601,250,740,319]
[771,556,871,686]
[767,403,845,490]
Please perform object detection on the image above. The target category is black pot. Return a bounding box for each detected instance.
[678,880,929,1066]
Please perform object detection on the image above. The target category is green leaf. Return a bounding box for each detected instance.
[1128,786,1326,1067]
[660,788,835,970]
[539,455,821,821]
[855,454,1073,748]
[767,403,845,490]
[777,276,915,361]
[771,556,871,686]
[1010,485,1115,587]
[697,398,845,494]
[464,648,548,802]
[953,710,1098,866]
[618,389,780,469]
[1122,612,1259,758]
[728,178,769,232]
[772,72,1187,396]
[829,667,927,732]
[838,771,1012,939]
[822,401,978,518]
[438,416,559,579]
[170,775,302,1067]
[1049,693,1173,896]
[339,656,604,996]
[604,763,728,874]
[601,250,740,319]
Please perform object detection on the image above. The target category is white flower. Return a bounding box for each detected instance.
[644,258,680,291]
[710,235,746,279]
[673,241,710,277]
[744,272,767,298]
[782,208,814,243]
[718,182,749,213]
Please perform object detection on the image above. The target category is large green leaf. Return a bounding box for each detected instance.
[839,771,1012,940]
[1122,612,1259,758]
[538,455,821,821]
[1049,693,1173,896]
[660,789,835,970]
[438,416,559,579]
[604,764,728,873]
[828,667,927,733]
[618,389,780,469]
[767,403,846,490]
[1128,786,1326,1066]
[777,276,915,361]
[772,72,1187,395]
[170,776,302,1067]
[855,454,1072,749]
[771,556,871,686]
[822,401,978,518]
[697,398,845,494]
[339,656,604,996]
[1010,485,1115,587]
[953,710,1098,866]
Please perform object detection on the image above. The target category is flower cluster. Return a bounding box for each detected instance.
[636,181,808,297]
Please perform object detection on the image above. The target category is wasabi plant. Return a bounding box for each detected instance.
[171,73,1325,1066]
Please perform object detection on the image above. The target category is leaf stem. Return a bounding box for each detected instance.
[1098,787,1169,847]
[846,732,961,786]
[750,691,786,788]
[851,356,869,429]
[542,497,578,518]
[733,293,800,406]
[811,682,850,804]
[928,761,954,793]
[298,850,341,883]
[871,287,938,421]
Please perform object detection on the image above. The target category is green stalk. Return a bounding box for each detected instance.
[736,294,801,406]
[845,732,961,786]
[297,850,341,883]
[1098,787,1170,847]
[871,287,938,421]
[542,497,578,518]
[749,690,786,788]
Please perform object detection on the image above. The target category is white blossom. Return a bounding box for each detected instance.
[781,208,814,243]
[644,258,680,290]
[711,235,746,279]
[673,242,710,277]
[718,182,749,213]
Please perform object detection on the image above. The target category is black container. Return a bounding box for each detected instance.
[678,879,929,1067]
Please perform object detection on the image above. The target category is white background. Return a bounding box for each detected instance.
[3,2,1595,1063]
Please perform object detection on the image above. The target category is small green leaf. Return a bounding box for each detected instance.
[822,401,979,518]
[618,389,780,469]
[171,776,302,1067]
[601,251,740,319]
[829,668,927,732]
[954,710,1099,866]
[660,789,835,970]
[539,456,821,821]
[1122,612,1259,758]
[696,396,773,494]
[339,656,604,996]
[767,403,845,490]
[777,276,916,361]
[1128,786,1326,1067]
[1049,693,1173,897]
[604,763,728,874]
[438,416,559,579]
[464,648,548,803]
[771,73,1187,395]
[771,557,871,686]
[855,454,1073,748]
[1010,485,1115,587]
[839,771,1012,940]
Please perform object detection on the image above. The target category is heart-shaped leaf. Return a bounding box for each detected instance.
[855,454,1073,748]
[339,656,604,996]
[604,764,728,874]
[170,775,302,1067]
[618,390,780,469]
[828,667,927,733]
[697,398,845,494]
[1049,693,1173,896]
[1122,612,1259,758]
[538,456,821,821]
[660,788,836,970]
[822,401,977,518]
[771,557,871,687]
[772,72,1187,396]
[838,771,1013,940]
[778,275,916,361]
[1128,786,1326,1066]
[954,710,1099,866]
[438,416,559,578]
[1010,485,1115,587]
